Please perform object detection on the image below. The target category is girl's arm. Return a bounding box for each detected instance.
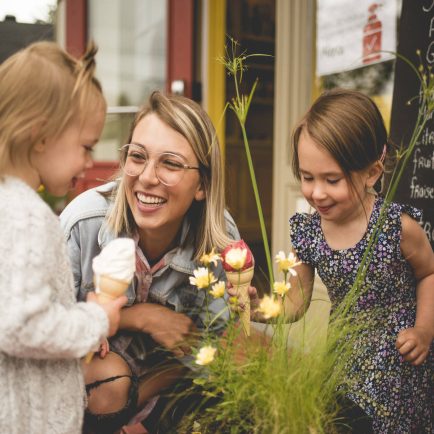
[283,258,315,322]
[396,213,434,366]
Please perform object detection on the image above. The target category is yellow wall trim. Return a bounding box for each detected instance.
[206,0,226,154]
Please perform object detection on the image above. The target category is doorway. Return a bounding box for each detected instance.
[225,0,275,293]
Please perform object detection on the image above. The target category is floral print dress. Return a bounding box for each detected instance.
[289,197,433,434]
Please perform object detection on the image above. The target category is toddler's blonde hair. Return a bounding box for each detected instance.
[0,41,105,173]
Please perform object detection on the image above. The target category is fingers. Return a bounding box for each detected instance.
[228,286,259,313]
[99,346,108,358]
[86,292,98,303]
[411,351,428,366]
[112,295,128,309]
[99,340,110,358]
[85,292,127,308]
[396,338,417,356]
[396,329,429,366]
[169,342,192,358]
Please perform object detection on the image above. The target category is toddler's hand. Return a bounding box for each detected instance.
[86,292,127,337]
[396,327,433,366]
[98,338,110,358]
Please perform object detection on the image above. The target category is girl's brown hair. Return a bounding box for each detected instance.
[106,91,232,259]
[0,41,105,173]
[292,88,390,192]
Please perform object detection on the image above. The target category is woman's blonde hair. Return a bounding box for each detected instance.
[107,91,232,259]
[0,41,105,173]
[292,88,390,193]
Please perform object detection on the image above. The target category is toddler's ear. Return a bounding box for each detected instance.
[366,161,383,189]
[33,139,46,153]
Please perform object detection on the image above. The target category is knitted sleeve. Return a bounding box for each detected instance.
[0,186,108,359]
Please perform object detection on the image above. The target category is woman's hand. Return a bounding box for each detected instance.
[396,326,433,366]
[120,303,197,357]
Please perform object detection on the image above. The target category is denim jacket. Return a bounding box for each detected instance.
[60,182,240,334]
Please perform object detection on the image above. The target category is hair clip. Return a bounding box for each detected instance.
[380,144,387,163]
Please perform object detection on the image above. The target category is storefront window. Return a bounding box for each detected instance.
[88,0,167,161]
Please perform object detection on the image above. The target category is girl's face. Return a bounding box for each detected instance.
[297,129,373,225]
[33,101,106,197]
[124,113,205,243]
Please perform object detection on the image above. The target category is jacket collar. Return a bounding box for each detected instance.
[97,215,198,275]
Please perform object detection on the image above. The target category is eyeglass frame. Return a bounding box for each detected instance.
[119,143,201,186]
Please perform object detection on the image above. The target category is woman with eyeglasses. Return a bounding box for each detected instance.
[60,91,240,434]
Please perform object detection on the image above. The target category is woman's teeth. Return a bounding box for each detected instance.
[137,192,165,205]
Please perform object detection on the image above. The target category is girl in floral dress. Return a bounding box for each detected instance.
[287,89,433,433]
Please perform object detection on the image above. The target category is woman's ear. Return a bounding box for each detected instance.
[194,182,206,201]
[366,161,384,189]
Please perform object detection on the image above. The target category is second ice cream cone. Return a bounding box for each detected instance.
[226,267,254,336]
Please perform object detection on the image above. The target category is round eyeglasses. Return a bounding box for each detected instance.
[120,144,200,186]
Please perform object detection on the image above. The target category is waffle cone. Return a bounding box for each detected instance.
[94,275,129,303]
[226,267,254,336]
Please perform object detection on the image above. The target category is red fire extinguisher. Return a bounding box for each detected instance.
[363,3,382,64]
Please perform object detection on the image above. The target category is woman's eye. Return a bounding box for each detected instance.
[162,159,184,170]
[129,152,147,161]
[327,178,340,185]
[83,145,94,154]
[302,176,313,182]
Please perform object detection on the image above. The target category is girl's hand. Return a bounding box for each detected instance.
[227,284,260,312]
[98,338,110,358]
[396,326,433,366]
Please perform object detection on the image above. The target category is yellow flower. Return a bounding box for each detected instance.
[200,247,221,267]
[195,345,217,366]
[273,280,291,296]
[275,251,301,276]
[228,296,239,306]
[224,247,247,270]
[257,295,281,319]
[210,281,226,298]
[189,267,217,289]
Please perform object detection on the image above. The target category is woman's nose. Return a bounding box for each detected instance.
[138,160,159,184]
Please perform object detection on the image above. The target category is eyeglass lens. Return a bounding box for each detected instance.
[122,144,191,186]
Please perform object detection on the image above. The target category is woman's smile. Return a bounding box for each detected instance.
[136,192,166,207]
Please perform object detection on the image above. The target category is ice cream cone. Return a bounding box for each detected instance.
[94,275,130,303]
[85,238,135,364]
[85,276,129,364]
[84,277,129,364]
[226,266,254,336]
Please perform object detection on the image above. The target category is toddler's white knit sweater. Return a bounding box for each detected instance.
[0,176,108,434]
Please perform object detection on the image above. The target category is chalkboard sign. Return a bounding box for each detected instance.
[389,0,434,249]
